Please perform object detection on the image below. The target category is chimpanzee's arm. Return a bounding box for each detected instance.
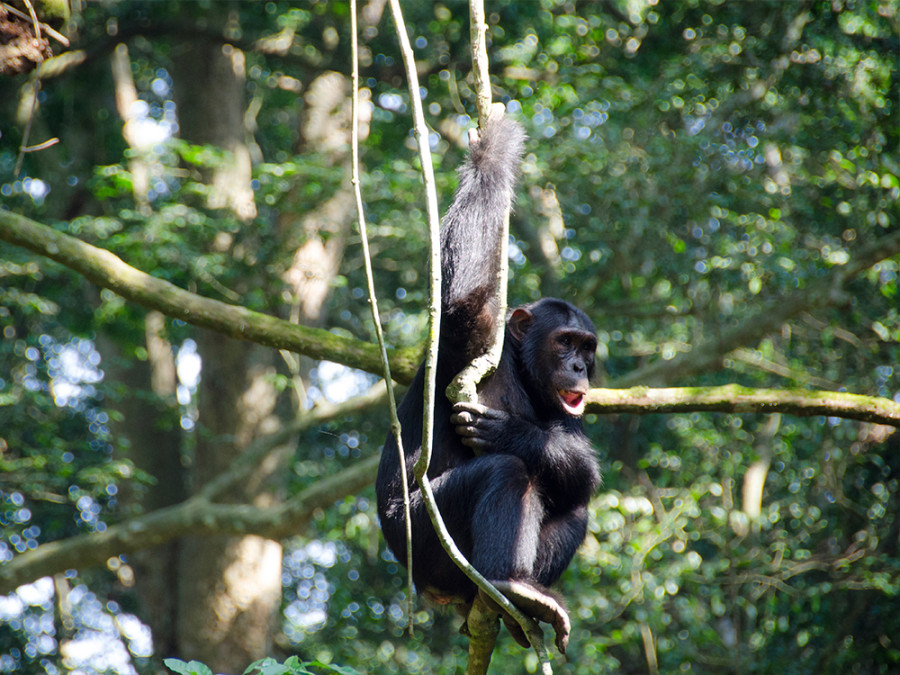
[450,402,599,501]
[439,115,525,363]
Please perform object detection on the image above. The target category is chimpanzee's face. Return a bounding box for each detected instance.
[542,325,597,416]
[513,303,597,418]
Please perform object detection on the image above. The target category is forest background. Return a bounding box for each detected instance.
[0,0,898,674]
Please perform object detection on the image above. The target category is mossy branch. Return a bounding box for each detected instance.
[0,209,421,381]
[0,451,381,595]
[588,385,900,428]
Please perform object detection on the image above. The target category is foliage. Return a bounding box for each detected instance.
[164,656,358,675]
[0,0,897,674]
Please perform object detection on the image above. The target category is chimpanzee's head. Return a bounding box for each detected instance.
[508,298,597,417]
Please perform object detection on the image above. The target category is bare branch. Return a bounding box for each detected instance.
[454,3,553,672]
[386,0,442,475]
[199,383,388,501]
[469,0,492,122]
[445,106,510,406]
[1,1,69,45]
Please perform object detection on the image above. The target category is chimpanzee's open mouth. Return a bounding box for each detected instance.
[558,390,586,416]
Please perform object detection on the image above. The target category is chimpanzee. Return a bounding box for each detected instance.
[376,112,600,653]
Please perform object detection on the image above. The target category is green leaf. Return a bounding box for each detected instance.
[164,659,214,675]
[244,658,293,675]
[307,662,360,675]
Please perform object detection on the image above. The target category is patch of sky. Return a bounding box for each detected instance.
[310,361,378,406]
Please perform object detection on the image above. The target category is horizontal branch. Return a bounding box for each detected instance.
[587,385,900,427]
[0,210,421,383]
[0,453,380,595]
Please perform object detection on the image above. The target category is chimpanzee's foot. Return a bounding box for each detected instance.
[482,580,571,654]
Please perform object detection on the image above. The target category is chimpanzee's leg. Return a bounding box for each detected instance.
[531,504,590,587]
[468,454,544,581]
[392,454,543,599]
[396,455,573,654]
[480,508,585,655]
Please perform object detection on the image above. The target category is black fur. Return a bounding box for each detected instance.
[376,115,600,613]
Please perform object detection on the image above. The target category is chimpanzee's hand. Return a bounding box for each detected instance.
[450,402,509,453]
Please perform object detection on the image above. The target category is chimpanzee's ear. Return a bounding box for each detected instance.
[508,308,534,342]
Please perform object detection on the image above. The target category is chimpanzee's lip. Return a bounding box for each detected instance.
[558,390,586,416]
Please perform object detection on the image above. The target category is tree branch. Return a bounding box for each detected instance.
[7,379,894,594]
[587,385,900,428]
[454,4,552,672]
[0,209,422,383]
[385,0,442,474]
[1,379,386,594]
[465,594,501,674]
[469,0,492,123]
[0,453,380,595]
[198,383,388,501]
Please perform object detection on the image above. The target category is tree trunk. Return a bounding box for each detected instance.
[176,330,283,669]
[170,34,282,672]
